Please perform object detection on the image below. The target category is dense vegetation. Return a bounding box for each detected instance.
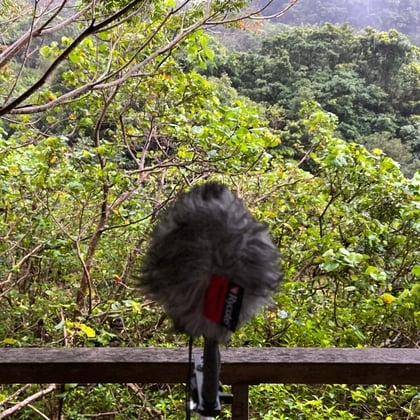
[0,0,419,418]
[208,24,420,177]
[255,0,420,45]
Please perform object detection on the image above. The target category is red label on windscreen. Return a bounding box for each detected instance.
[204,274,243,331]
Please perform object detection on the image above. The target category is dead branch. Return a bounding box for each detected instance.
[0,385,31,407]
[0,384,57,419]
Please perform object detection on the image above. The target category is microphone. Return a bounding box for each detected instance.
[139,182,281,417]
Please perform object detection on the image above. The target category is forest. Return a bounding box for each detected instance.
[255,0,420,45]
[209,18,420,178]
[0,0,419,419]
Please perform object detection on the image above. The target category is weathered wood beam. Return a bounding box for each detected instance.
[0,347,419,385]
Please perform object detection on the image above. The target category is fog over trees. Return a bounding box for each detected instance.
[254,0,420,44]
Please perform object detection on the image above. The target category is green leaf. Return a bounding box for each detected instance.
[342,251,366,266]
[321,261,340,272]
[69,50,83,64]
[365,266,387,282]
[39,45,50,57]
[412,265,420,277]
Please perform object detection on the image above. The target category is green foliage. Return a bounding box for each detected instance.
[250,383,420,419]
[1,2,419,418]
[231,102,420,419]
[209,24,420,176]
[230,102,419,352]
[255,0,420,45]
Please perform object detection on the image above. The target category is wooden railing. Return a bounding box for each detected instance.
[1,347,419,419]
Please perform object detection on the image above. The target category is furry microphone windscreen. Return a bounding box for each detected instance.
[139,182,281,343]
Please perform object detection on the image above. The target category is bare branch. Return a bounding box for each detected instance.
[0,0,71,68]
[0,385,31,407]
[0,384,57,419]
[0,243,44,294]
[39,3,94,36]
[0,0,300,116]
[27,404,50,420]
[250,0,298,20]
[0,0,146,116]
[0,18,96,115]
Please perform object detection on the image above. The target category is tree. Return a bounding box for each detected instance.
[210,24,420,176]
[234,101,420,419]
[254,0,420,45]
[0,0,301,115]
[0,1,296,418]
[0,0,298,315]
[1,2,419,418]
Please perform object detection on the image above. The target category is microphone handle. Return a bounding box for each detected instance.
[202,337,221,416]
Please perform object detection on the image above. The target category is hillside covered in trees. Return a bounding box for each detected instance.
[208,24,420,177]
[255,0,420,45]
[0,0,419,418]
